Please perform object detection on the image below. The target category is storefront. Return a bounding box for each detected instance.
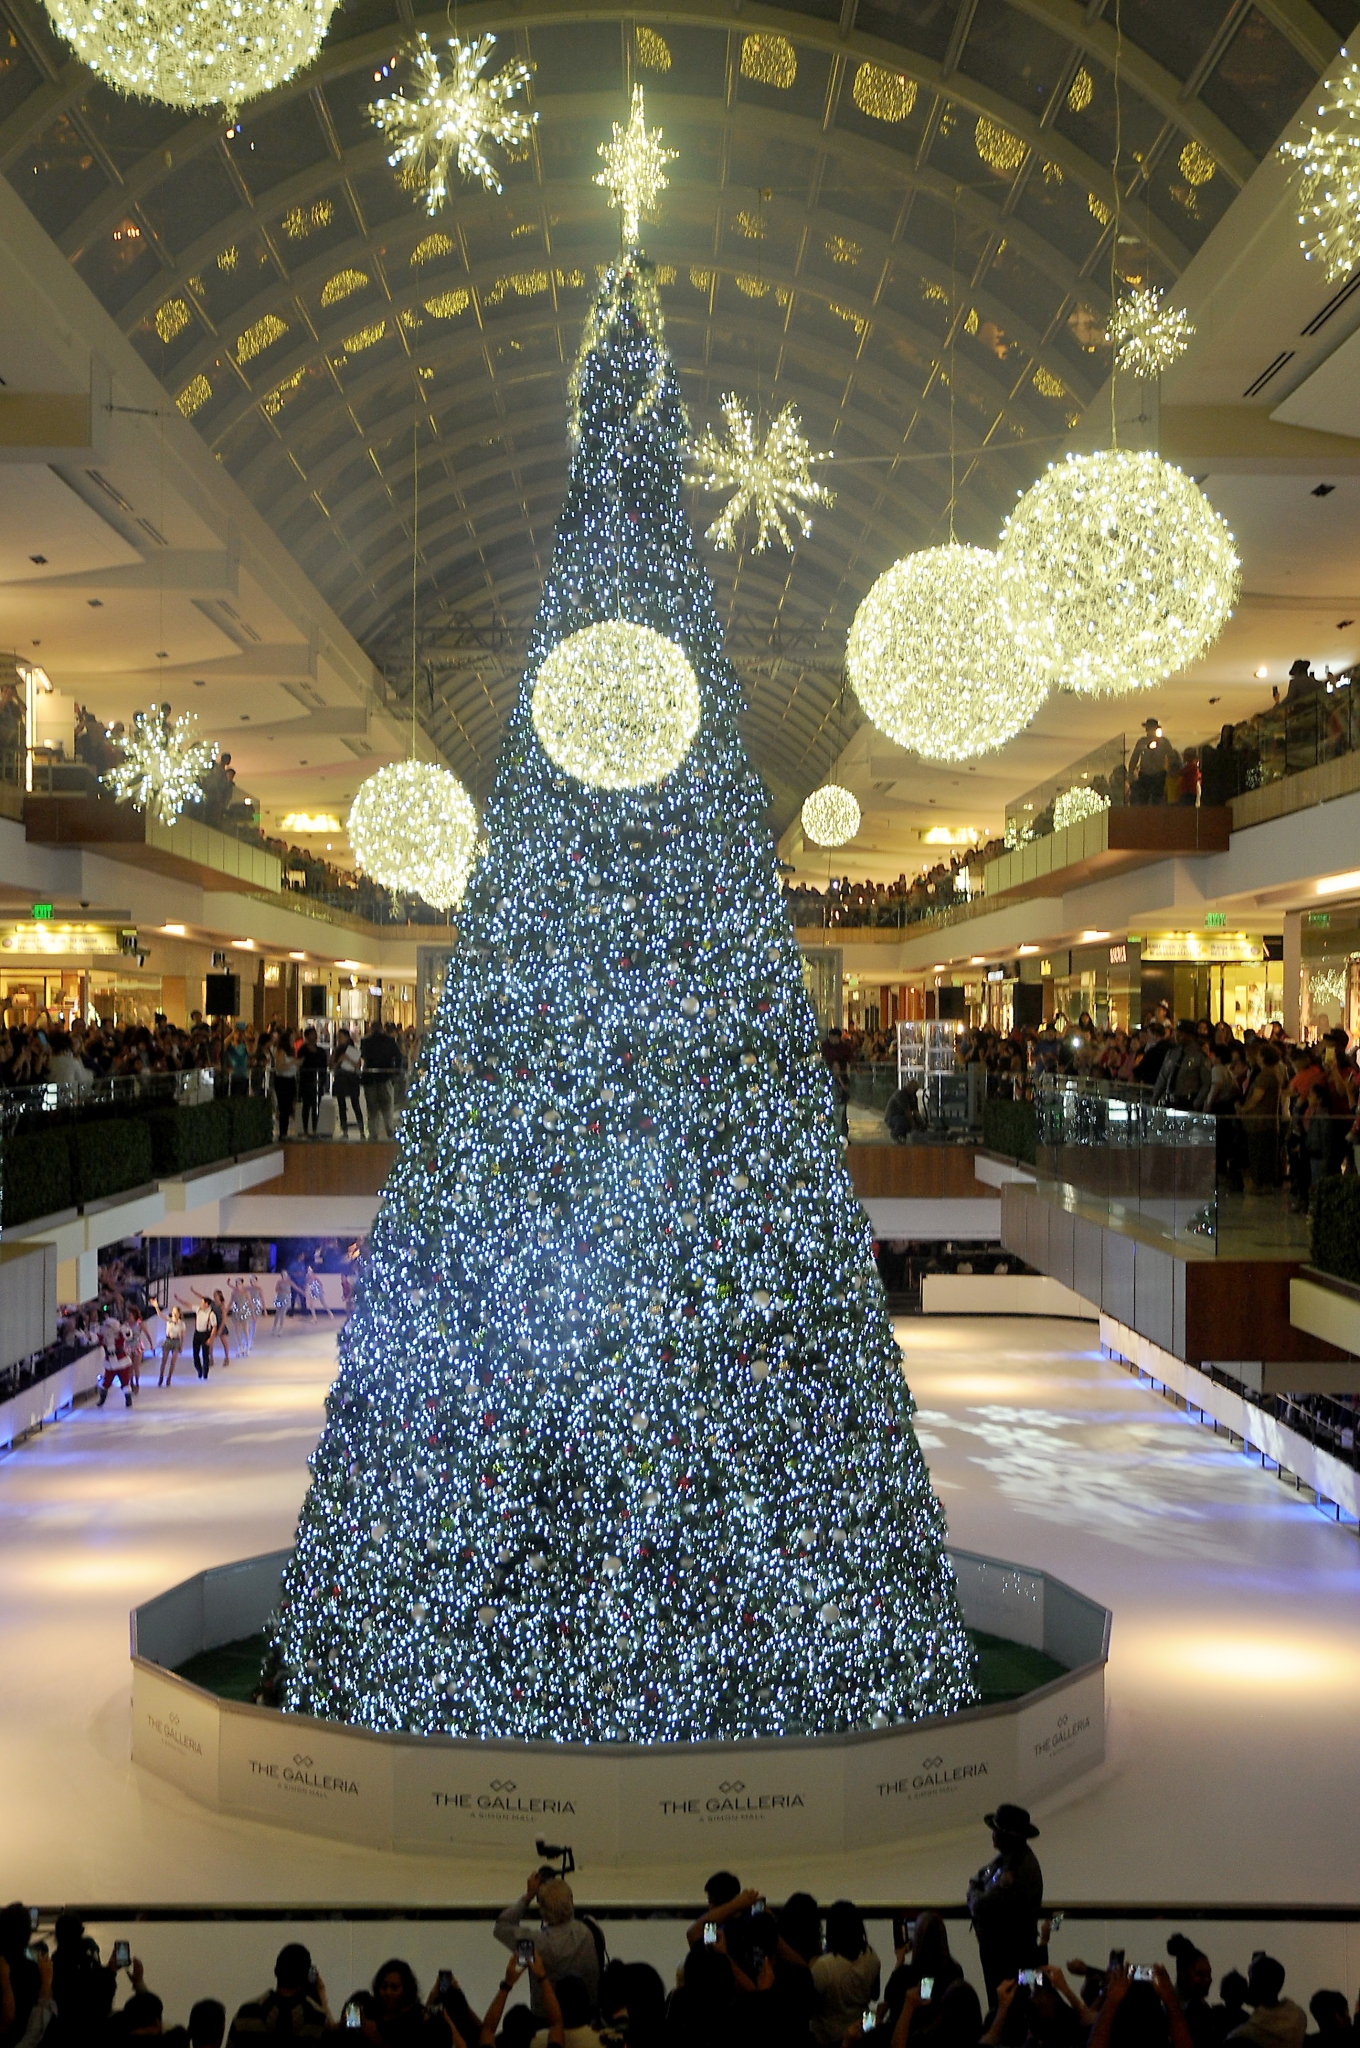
[0,920,161,1028]
[1137,929,1282,1032]
[1300,906,1360,1040]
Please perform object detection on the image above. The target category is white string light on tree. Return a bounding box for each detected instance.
[1280,53,1360,280]
[997,451,1240,698]
[801,783,861,847]
[532,620,700,790]
[847,544,1045,761]
[1052,783,1110,832]
[372,32,537,211]
[692,396,834,552]
[43,0,339,111]
[348,760,479,910]
[1108,287,1195,378]
[103,706,217,827]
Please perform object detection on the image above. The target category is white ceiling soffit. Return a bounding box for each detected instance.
[1272,323,1360,439]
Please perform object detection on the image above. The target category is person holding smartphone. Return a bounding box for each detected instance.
[478,1952,564,2048]
[811,1902,881,2048]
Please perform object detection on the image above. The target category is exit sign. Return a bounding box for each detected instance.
[30,903,52,920]
[1308,911,1331,927]
[1204,911,1226,928]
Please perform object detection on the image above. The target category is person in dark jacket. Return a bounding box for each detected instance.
[967,1804,1044,2008]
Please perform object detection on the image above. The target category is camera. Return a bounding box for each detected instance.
[535,1837,575,1881]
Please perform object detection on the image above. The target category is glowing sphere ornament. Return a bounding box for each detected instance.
[42,0,340,112]
[347,761,479,910]
[997,451,1240,698]
[531,620,700,789]
[801,782,861,847]
[846,543,1045,762]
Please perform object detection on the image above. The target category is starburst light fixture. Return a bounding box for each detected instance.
[595,84,677,243]
[372,33,536,211]
[531,620,700,790]
[347,761,479,910]
[1280,53,1360,280]
[1052,783,1110,832]
[997,451,1240,698]
[1109,287,1195,378]
[801,782,861,847]
[692,395,835,552]
[846,544,1046,761]
[43,0,339,111]
[103,706,217,826]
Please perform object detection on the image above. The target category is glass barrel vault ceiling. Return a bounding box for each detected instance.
[0,0,1351,824]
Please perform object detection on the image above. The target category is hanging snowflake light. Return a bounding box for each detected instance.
[347,761,479,910]
[1280,52,1360,280]
[372,33,537,212]
[801,783,861,847]
[595,84,677,243]
[42,0,340,112]
[846,544,1046,761]
[532,620,700,790]
[103,706,217,827]
[997,451,1240,698]
[692,395,835,552]
[1109,287,1195,378]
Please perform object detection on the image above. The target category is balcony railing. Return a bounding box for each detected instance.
[1035,1073,1218,1251]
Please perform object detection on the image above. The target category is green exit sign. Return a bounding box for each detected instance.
[30,902,53,920]
[1308,911,1331,927]
[1204,911,1227,929]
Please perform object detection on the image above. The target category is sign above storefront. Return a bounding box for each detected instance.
[1,923,128,955]
[1141,931,1263,964]
[1108,944,1128,965]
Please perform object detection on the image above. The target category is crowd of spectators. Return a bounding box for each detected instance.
[783,846,1003,934]
[0,1013,420,1131]
[955,1014,1359,1204]
[4,1817,1352,2046]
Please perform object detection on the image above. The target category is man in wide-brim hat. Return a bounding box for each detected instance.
[967,1803,1045,2007]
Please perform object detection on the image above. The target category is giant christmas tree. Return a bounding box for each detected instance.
[269,118,976,1745]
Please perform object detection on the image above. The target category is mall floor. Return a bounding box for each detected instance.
[2,1314,1358,1919]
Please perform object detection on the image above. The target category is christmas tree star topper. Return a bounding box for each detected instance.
[595,84,677,243]
[371,32,536,212]
[693,394,835,552]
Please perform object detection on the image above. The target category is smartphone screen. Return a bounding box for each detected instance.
[863,2006,878,2031]
[29,1908,39,1931]
[436,1970,453,1995]
[344,2002,362,2029]
[893,1914,915,1954]
[752,1897,766,1915]
[920,1977,934,1999]
[516,1938,535,1968]
[112,1942,131,1970]
[703,1924,718,1947]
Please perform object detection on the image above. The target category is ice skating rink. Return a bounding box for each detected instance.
[3,1314,1359,1910]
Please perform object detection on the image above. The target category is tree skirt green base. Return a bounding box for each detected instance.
[174,1628,1066,1712]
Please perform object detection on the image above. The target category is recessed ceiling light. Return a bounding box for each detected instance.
[1080,929,1110,941]
[289,950,306,960]
[1317,870,1360,897]
[161,922,186,936]
[230,937,255,950]
[1255,666,1268,679]
[1018,944,1039,955]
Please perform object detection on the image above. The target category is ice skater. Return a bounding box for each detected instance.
[96,1330,135,1408]
[304,1263,338,1319]
[272,1271,290,1336]
[158,1303,185,1386]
